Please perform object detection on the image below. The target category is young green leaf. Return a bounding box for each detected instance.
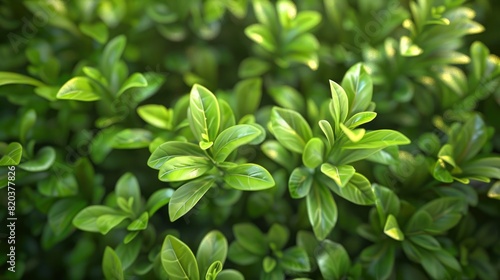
[451,114,487,163]
[321,163,355,188]
[57,77,100,101]
[137,104,172,129]
[342,130,410,150]
[306,184,337,240]
[223,164,275,190]
[235,78,262,117]
[344,112,377,129]
[213,124,262,162]
[316,240,351,280]
[161,235,200,280]
[168,177,215,222]
[261,140,297,171]
[189,84,220,143]
[127,212,149,231]
[289,167,313,199]
[319,120,335,148]
[205,261,223,280]
[100,35,126,78]
[48,198,86,236]
[112,129,153,149]
[341,63,373,115]
[384,214,405,241]
[103,247,124,280]
[148,141,206,169]
[302,138,325,168]
[96,214,129,234]
[79,22,109,44]
[262,256,277,273]
[340,124,365,143]
[115,172,141,214]
[159,156,212,182]
[228,242,261,265]
[267,224,290,250]
[238,57,270,78]
[271,107,312,154]
[329,80,349,126]
[196,230,228,279]
[216,269,245,280]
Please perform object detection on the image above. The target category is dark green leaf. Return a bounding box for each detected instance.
[20,109,36,143]
[216,269,245,280]
[235,78,262,117]
[18,146,55,172]
[48,198,86,236]
[281,247,310,272]
[233,223,268,256]
[306,184,337,240]
[146,188,174,216]
[267,224,289,250]
[316,240,350,279]
[79,22,108,44]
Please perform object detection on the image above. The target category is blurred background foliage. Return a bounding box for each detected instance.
[0,0,500,279]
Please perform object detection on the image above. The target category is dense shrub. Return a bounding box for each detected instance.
[1,0,500,279]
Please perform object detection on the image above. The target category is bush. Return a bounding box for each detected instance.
[1,0,500,279]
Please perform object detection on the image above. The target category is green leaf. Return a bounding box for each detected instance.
[268,85,305,113]
[96,214,129,235]
[146,188,174,216]
[340,123,365,142]
[196,230,228,279]
[316,240,350,280]
[0,72,45,87]
[438,144,456,167]
[117,73,148,97]
[271,107,312,154]
[161,235,200,280]
[302,138,324,168]
[137,104,172,130]
[406,197,466,234]
[360,242,394,280]
[228,242,261,265]
[213,125,262,162]
[127,212,149,231]
[341,63,373,115]
[384,214,404,241]
[148,141,206,170]
[233,223,268,256]
[223,163,275,190]
[342,130,411,149]
[115,236,142,269]
[451,114,488,163]
[73,206,126,233]
[115,172,141,214]
[216,269,245,280]
[48,198,86,236]
[321,163,355,188]
[168,177,215,222]
[103,247,124,280]
[38,173,78,197]
[307,184,337,240]
[159,156,212,182]
[18,146,55,172]
[263,257,277,273]
[488,181,500,200]
[238,57,270,78]
[205,261,223,280]
[79,22,109,44]
[112,128,152,149]
[324,172,375,205]
[100,35,126,78]
[470,41,489,80]
[267,224,290,250]
[281,247,310,272]
[245,24,276,52]
[345,112,377,129]
[289,167,313,199]
[329,80,349,127]
[372,184,400,219]
[261,140,297,170]
[235,78,262,117]
[291,11,321,33]
[319,120,335,148]
[189,84,221,143]
[218,99,236,134]
[20,109,36,143]
[57,77,100,101]
[409,235,441,251]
